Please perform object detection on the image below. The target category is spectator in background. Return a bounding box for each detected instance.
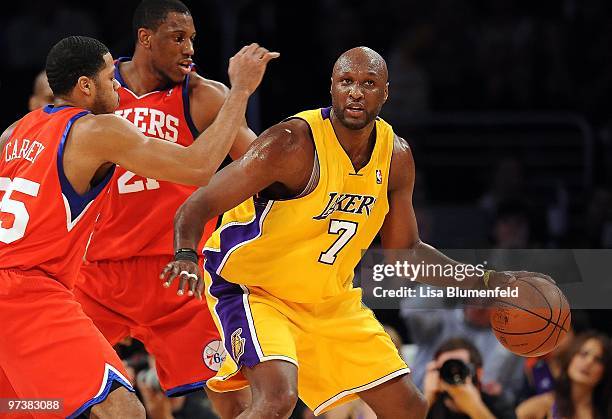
[491,201,532,249]
[382,24,432,124]
[582,187,612,248]
[424,337,516,419]
[134,356,219,419]
[401,298,525,404]
[480,156,526,217]
[516,331,612,419]
[479,157,546,245]
[517,310,592,403]
[28,71,54,111]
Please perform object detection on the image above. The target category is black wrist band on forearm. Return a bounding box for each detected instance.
[174,248,198,264]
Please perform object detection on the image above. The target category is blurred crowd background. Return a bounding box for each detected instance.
[1,0,610,417]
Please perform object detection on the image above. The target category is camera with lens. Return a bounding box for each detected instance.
[439,359,475,385]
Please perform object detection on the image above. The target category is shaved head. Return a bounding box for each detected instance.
[333,47,388,83]
[330,46,389,130]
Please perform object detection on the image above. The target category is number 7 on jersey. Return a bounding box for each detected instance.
[318,219,358,265]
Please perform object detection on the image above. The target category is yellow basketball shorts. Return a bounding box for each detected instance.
[202,267,410,415]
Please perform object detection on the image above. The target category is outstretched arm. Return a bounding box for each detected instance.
[380,136,551,289]
[380,136,485,288]
[160,119,313,297]
[74,44,278,189]
[188,75,257,161]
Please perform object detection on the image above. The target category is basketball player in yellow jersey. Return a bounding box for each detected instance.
[161,47,550,418]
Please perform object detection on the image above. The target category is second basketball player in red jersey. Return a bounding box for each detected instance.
[73,0,255,416]
[0,34,276,417]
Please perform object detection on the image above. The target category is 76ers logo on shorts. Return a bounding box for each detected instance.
[203,340,226,372]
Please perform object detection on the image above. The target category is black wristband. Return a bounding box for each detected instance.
[174,248,198,264]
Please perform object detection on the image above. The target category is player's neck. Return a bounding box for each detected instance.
[120,54,170,95]
[330,111,376,165]
[53,96,81,109]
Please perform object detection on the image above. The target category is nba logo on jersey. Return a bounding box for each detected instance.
[203,340,226,372]
[231,328,246,362]
[376,169,383,184]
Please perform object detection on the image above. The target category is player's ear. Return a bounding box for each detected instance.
[383,82,389,103]
[76,76,93,96]
[137,28,153,49]
[330,77,333,95]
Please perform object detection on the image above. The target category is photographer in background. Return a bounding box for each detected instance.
[424,337,516,419]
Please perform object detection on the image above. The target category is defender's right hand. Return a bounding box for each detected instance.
[160,260,203,299]
[228,43,280,95]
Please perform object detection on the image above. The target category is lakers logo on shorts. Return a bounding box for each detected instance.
[231,328,246,362]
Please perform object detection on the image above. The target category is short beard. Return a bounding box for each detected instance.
[331,102,377,130]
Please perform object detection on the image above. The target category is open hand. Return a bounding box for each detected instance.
[228,43,280,95]
[159,260,203,299]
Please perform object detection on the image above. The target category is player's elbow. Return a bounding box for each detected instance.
[181,166,215,186]
[184,166,215,187]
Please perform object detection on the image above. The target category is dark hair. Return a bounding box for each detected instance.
[554,331,612,419]
[132,0,191,39]
[45,36,109,97]
[434,337,483,369]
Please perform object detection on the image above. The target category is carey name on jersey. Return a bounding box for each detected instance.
[4,138,46,164]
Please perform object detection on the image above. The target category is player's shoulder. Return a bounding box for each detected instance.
[70,113,133,140]
[264,118,312,151]
[188,73,229,105]
[388,134,415,191]
[244,118,313,167]
[392,134,412,155]
[391,134,415,165]
[1,119,20,141]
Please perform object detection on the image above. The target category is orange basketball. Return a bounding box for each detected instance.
[489,276,571,357]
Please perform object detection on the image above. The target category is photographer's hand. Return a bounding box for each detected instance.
[423,361,441,407]
[137,373,174,419]
[440,376,495,419]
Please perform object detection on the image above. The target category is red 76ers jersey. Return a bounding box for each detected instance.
[85,58,217,262]
[0,106,115,288]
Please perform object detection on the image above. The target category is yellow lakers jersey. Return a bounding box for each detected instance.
[203,107,395,303]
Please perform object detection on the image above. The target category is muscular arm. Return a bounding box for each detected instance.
[66,44,276,192]
[81,84,253,185]
[174,119,313,252]
[379,135,486,289]
[188,75,256,161]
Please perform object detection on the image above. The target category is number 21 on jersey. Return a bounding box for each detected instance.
[117,171,160,194]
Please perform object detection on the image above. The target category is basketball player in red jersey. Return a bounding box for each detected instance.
[73,0,258,416]
[0,35,276,418]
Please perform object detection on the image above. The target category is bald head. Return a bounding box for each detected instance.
[333,47,388,83]
[330,46,389,130]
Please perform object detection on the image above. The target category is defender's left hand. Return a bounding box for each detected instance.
[160,260,203,299]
